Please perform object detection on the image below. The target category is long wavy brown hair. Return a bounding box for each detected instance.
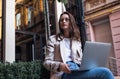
[56,11,80,41]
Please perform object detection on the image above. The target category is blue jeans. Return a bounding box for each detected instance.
[62,67,114,79]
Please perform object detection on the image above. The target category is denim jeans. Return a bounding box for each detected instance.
[66,61,80,70]
[62,67,114,79]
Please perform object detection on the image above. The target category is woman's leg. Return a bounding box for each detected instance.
[62,67,114,79]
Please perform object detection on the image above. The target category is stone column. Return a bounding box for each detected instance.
[4,0,15,63]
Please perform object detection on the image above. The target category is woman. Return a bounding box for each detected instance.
[43,11,114,79]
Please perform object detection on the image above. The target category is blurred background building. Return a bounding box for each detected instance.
[0,0,120,76]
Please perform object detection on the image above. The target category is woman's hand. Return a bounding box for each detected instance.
[60,63,71,73]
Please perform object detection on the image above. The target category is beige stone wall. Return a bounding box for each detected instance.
[109,11,120,76]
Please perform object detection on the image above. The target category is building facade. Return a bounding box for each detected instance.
[84,0,120,75]
[15,0,56,61]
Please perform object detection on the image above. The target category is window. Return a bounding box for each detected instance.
[16,13,21,30]
[28,6,33,27]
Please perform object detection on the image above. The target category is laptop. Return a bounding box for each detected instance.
[72,41,111,71]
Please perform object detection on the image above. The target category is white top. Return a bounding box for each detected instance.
[63,38,72,62]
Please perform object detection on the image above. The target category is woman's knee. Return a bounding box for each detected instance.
[94,67,114,76]
[98,67,112,73]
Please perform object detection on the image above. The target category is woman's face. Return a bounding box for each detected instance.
[59,14,70,31]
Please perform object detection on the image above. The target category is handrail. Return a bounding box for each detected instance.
[109,57,120,61]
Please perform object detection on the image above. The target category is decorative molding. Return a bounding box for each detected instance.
[85,1,120,20]
[89,0,105,8]
[85,0,120,15]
